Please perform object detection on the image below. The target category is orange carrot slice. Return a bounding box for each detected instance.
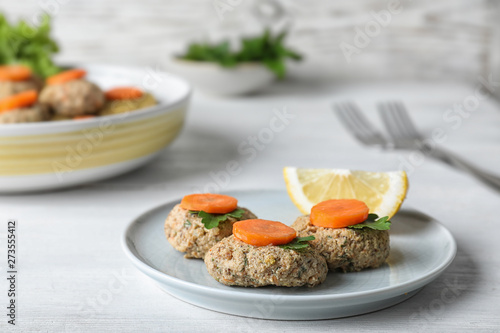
[105,87,143,100]
[73,115,96,120]
[180,193,238,214]
[310,199,369,228]
[233,219,297,246]
[0,65,32,81]
[46,69,86,85]
[0,90,38,113]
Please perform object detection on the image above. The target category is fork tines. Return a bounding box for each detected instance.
[333,102,387,147]
[377,101,423,141]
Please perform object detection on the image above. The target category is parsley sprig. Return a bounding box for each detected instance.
[0,14,61,78]
[348,214,391,230]
[178,29,302,79]
[278,236,315,251]
[190,208,245,229]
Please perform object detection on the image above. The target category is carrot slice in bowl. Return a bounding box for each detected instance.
[73,115,96,120]
[0,65,32,81]
[180,193,238,214]
[0,90,38,113]
[310,199,369,228]
[46,69,86,85]
[233,219,297,246]
[105,87,143,100]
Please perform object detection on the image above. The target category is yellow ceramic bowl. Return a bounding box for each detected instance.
[0,64,191,193]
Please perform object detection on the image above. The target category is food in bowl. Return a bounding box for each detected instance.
[39,69,105,117]
[0,65,43,99]
[292,199,391,272]
[0,68,159,123]
[0,90,49,124]
[0,14,60,80]
[164,194,257,259]
[177,29,302,79]
[205,219,327,287]
[171,29,303,95]
[100,87,157,116]
[0,16,157,124]
[0,64,190,193]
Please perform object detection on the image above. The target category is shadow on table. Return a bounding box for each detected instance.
[246,78,338,99]
[199,76,341,100]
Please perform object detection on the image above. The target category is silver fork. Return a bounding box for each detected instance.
[333,102,389,148]
[377,101,500,191]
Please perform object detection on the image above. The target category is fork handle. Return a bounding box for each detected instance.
[426,146,500,191]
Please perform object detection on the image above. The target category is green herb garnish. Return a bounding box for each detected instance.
[183,220,192,228]
[278,236,315,251]
[178,29,302,79]
[190,208,245,229]
[348,214,391,230]
[0,14,61,78]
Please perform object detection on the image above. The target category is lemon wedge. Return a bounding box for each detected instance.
[283,167,408,218]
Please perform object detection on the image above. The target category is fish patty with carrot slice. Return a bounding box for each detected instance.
[205,219,328,287]
[99,88,156,116]
[164,194,257,259]
[0,104,50,123]
[292,199,390,272]
[39,69,105,116]
[292,216,389,272]
[0,65,44,99]
[205,234,328,288]
[0,90,50,124]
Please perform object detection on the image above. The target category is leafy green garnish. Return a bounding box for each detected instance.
[178,29,302,79]
[190,208,245,229]
[0,14,61,78]
[348,214,391,230]
[279,236,315,251]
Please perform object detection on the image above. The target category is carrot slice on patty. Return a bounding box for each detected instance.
[0,90,38,113]
[0,65,32,81]
[180,193,238,214]
[105,87,143,100]
[310,199,369,228]
[46,69,86,85]
[233,219,297,246]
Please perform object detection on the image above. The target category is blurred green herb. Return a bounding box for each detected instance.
[178,29,302,79]
[0,13,61,78]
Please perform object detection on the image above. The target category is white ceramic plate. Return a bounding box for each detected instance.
[122,190,456,320]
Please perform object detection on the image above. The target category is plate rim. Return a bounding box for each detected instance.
[121,189,457,302]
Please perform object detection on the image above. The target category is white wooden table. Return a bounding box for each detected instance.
[1,80,500,332]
